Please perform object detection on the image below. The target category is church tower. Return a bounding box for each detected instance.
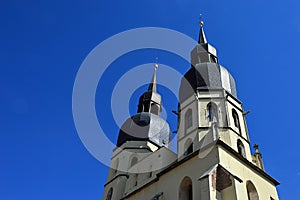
[178,21,248,160]
[102,65,175,200]
[102,20,280,200]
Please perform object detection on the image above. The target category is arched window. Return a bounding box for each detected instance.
[207,102,218,122]
[179,176,193,200]
[246,181,259,200]
[130,156,138,167]
[106,188,113,200]
[237,139,246,158]
[232,109,241,134]
[184,139,193,156]
[185,109,193,132]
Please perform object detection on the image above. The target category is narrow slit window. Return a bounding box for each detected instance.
[185,109,193,133]
[106,188,113,200]
[207,102,218,122]
[237,139,246,158]
[232,109,241,134]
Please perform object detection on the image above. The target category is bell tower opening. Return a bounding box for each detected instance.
[207,102,218,123]
[184,109,193,134]
[237,139,246,158]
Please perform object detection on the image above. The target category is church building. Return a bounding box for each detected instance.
[102,21,280,200]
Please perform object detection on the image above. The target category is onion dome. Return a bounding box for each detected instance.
[117,64,171,147]
[179,21,237,102]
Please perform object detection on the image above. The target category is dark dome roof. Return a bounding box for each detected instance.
[117,112,171,147]
[179,63,237,102]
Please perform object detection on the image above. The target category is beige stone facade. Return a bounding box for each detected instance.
[103,140,279,200]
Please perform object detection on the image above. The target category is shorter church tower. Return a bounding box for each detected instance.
[103,65,175,200]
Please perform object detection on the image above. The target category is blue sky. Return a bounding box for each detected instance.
[1,0,300,199]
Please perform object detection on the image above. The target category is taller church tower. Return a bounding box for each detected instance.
[102,21,280,200]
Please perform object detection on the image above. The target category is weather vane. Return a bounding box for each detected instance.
[154,57,159,70]
[199,14,204,27]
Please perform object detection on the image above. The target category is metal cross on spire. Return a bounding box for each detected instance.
[199,14,204,27]
[148,62,158,92]
[198,14,207,44]
[155,57,159,70]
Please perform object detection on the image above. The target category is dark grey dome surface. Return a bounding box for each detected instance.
[179,63,237,102]
[117,112,171,147]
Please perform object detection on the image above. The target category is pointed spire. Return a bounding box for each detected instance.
[147,64,158,93]
[191,17,218,66]
[198,19,207,44]
[137,64,162,115]
[253,144,265,171]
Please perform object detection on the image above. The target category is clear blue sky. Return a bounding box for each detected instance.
[1,0,299,199]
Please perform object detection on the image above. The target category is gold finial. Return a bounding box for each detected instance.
[200,21,204,27]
